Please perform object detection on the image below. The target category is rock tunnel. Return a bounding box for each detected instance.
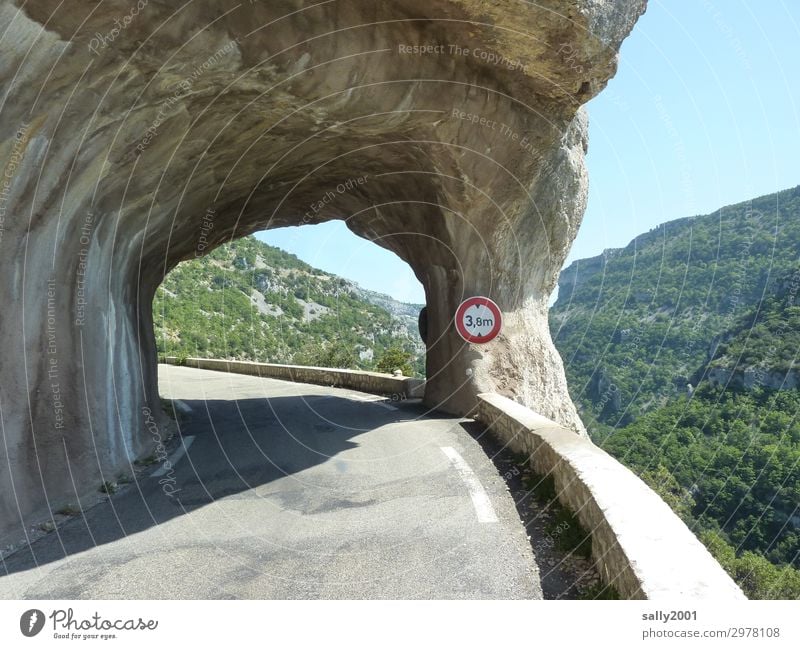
[0,0,645,540]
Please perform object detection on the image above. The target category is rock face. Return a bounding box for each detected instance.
[0,0,645,540]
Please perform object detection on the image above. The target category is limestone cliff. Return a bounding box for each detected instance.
[0,0,645,541]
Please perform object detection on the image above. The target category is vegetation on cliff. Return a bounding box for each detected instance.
[153,187,800,597]
[153,235,425,376]
[550,185,800,597]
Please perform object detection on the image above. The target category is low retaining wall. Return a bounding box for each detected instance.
[163,357,425,400]
[477,393,745,600]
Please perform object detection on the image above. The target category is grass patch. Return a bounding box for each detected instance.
[134,454,158,467]
[99,481,118,495]
[55,504,81,516]
[160,397,177,420]
[160,397,190,424]
[526,472,557,502]
[523,473,592,559]
[548,506,592,559]
[579,582,622,600]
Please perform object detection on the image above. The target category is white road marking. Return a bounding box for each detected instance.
[172,399,192,414]
[152,436,195,477]
[347,394,398,410]
[440,446,498,523]
[370,401,398,411]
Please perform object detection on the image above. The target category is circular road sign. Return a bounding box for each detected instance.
[454,297,503,344]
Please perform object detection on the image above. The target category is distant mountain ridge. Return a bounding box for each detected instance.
[700,268,800,391]
[549,184,800,595]
[153,235,425,374]
[552,184,800,425]
[353,285,423,319]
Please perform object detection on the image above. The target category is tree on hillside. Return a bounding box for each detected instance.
[293,341,357,369]
[375,347,413,376]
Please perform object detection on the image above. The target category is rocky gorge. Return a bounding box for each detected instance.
[0,0,645,541]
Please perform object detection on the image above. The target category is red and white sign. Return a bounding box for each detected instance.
[454,297,503,344]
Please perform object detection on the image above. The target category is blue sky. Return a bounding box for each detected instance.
[259,1,800,304]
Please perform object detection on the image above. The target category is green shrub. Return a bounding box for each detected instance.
[375,347,413,376]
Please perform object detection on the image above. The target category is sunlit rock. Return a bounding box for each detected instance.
[0,0,645,539]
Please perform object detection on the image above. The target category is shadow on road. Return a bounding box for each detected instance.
[1,393,426,578]
[460,420,604,599]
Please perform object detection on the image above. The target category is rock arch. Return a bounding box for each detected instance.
[0,0,645,539]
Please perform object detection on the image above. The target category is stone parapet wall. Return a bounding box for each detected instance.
[163,357,424,400]
[476,393,745,600]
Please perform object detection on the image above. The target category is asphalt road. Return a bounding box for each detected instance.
[0,365,541,599]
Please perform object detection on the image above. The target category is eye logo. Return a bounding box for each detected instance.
[20,609,45,637]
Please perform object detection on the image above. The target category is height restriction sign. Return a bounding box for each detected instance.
[454,296,503,344]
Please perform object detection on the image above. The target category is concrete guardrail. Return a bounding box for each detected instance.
[163,357,425,400]
[162,359,740,598]
[476,392,746,600]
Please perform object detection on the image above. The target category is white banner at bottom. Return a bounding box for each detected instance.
[1,600,798,648]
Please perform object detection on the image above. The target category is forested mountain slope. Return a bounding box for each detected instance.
[153,236,425,375]
[550,186,800,597]
[551,185,800,427]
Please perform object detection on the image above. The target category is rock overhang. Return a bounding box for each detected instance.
[0,0,646,541]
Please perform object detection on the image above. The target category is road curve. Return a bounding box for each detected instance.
[0,365,541,599]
